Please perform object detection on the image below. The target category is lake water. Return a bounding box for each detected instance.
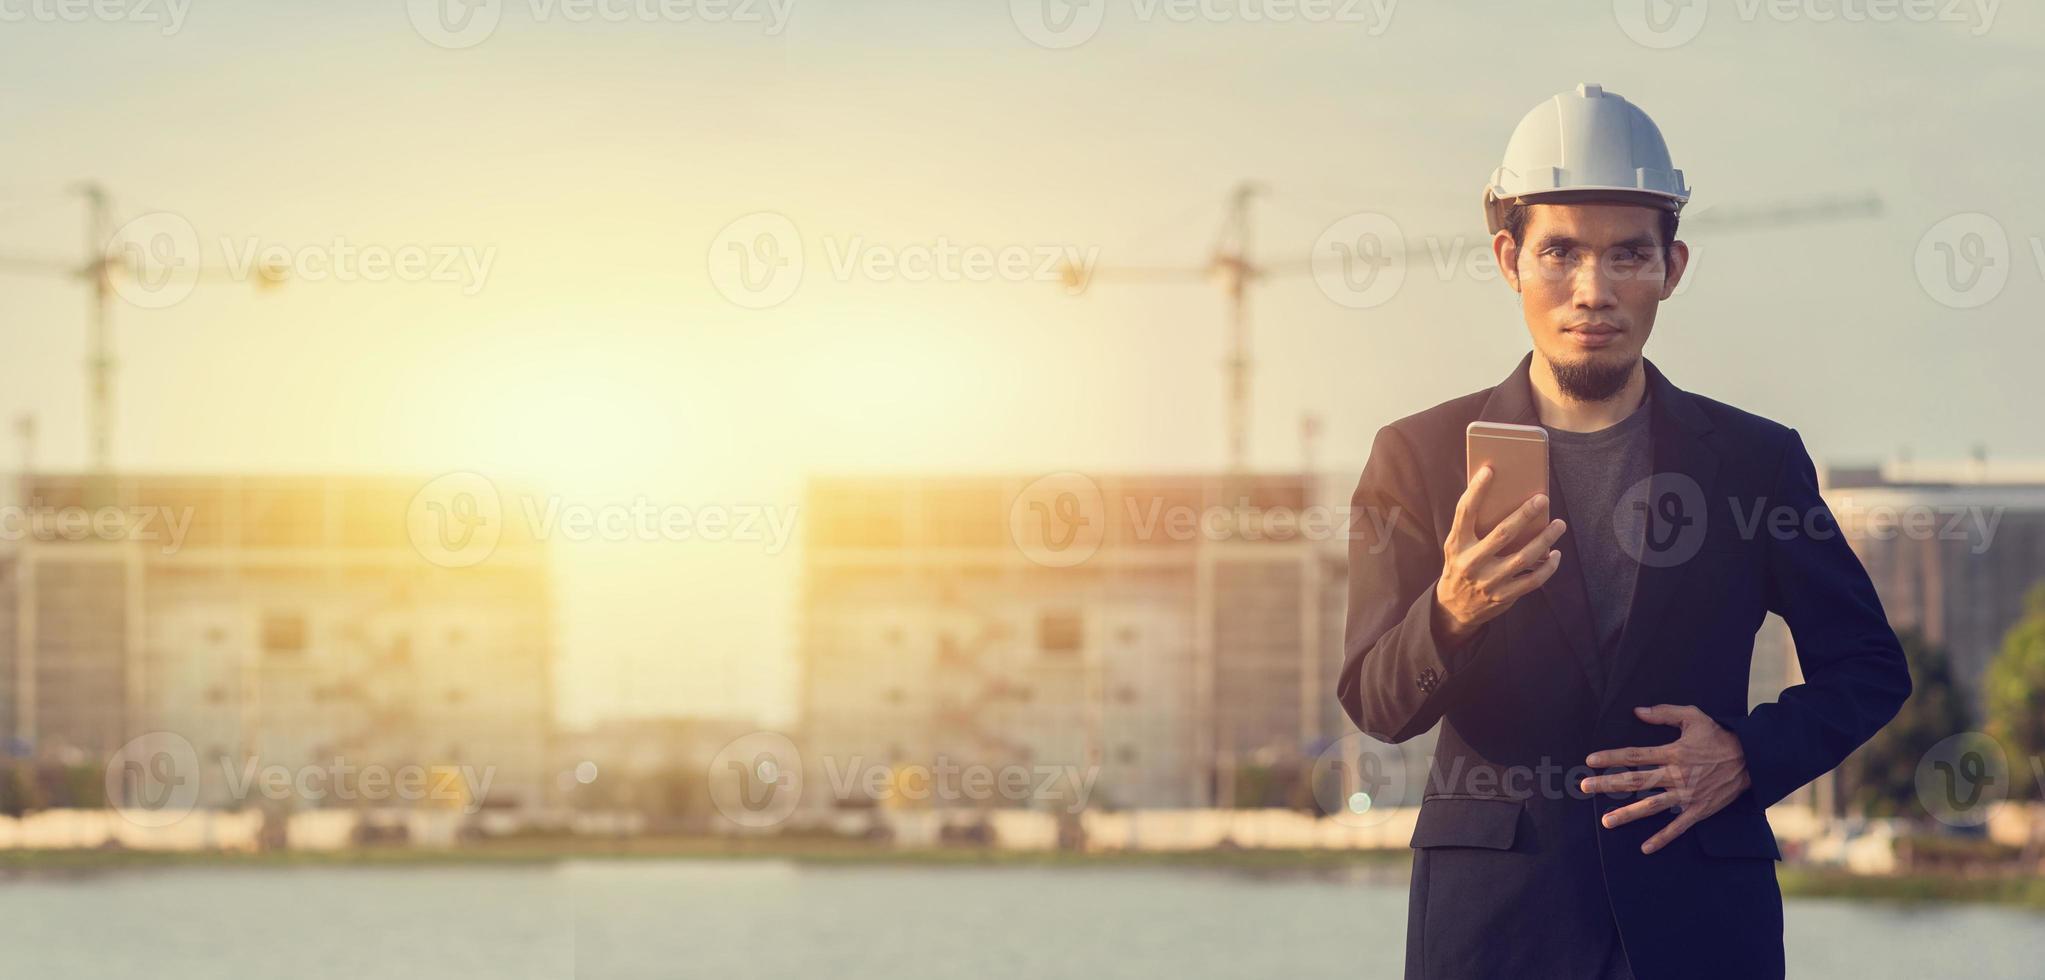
[0,860,2035,978]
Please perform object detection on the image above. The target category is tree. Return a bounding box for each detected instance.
[1986,582,2045,803]
[1840,629,1969,820]
[0,766,42,817]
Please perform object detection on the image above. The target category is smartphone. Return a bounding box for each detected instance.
[1465,421,1550,546]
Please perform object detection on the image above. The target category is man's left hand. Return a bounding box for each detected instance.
[1581,704,1751,854]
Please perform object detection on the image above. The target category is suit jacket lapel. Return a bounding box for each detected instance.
[1475,353,1605,702]
[1596,358,1721,719]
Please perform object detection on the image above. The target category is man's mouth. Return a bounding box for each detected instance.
[1564,323,1623,349]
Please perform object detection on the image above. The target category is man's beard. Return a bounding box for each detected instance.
[1552,353,1639,402]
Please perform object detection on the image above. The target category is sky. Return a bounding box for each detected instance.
[0,0,2039,726]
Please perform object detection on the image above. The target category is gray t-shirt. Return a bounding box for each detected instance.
[1546,392,1653,661]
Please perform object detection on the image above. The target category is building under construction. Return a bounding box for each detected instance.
[799,472,1352,811]
[1824,458,2045,721]
[799,470,1813,814]
[0,473,557,811]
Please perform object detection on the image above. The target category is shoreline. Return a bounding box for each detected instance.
[0,836,2039,910]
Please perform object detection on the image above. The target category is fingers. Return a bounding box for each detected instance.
[1449,465,1492,548]
[1484,548,1561,603]
[1585,745,1674,768]
[1599,790,1678,829]
[1632,704,1703,728]
[1479,518,1568,588]
[1642,809,1701,854]
[1579,766,1673,795]
[1478,492,1549,555]
[1520,548,1562,590]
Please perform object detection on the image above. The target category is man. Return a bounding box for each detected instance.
[1334,84,1912,980]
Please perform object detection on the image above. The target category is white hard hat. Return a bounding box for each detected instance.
[1483,83,1689,234]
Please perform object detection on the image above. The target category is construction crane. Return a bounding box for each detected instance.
[1062,181,1884,472]
[0,181,286,474]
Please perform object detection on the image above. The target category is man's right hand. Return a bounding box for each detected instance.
[1432,464,1567,649]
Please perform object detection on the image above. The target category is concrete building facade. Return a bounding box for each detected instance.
[0,473,557,811]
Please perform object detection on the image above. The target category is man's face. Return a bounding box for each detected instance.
[1492,202,1688,400]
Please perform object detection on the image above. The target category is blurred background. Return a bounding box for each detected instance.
[0,1,2042,977]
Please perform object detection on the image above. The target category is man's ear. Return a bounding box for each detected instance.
[1491,229,1521,293]
[1658,239,1691,300]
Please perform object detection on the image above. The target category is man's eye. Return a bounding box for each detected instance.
[1540,247,1569,260]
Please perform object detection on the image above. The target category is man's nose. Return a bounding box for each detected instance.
[1572,262,1618,310]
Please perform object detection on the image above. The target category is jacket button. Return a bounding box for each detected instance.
[1417,666,1440,693]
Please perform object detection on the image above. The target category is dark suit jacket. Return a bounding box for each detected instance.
[1335,353,1912,980]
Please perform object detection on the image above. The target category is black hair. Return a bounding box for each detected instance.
[1501,198,1680,257]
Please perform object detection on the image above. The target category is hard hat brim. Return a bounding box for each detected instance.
[1493,187,1687,211]
[1483,187,1686,235]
